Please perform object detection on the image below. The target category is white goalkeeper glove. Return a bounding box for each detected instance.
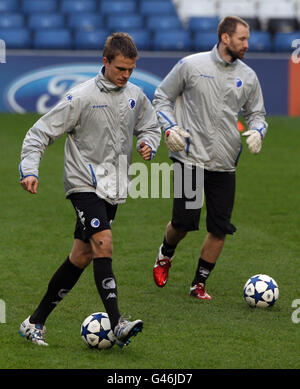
[242,129,263,154]
[164,126,189,152]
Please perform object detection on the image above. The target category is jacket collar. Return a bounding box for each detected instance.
[95,66,123,92]
[211,44,238,68]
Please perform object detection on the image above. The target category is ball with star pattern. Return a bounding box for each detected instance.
[81,312,115,349]
[243,274,279,308]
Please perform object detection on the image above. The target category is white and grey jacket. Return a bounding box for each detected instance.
[20,67,161,204]
[153,44,268,171]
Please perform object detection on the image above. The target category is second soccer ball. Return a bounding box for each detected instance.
[243,274,279,308]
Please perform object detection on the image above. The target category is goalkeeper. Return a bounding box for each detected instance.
[152,16,268,300]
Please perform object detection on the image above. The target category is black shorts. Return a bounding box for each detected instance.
[68,192,118,243]
[171,159,236,236]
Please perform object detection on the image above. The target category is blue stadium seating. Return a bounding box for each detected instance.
[107,15,144,32]
[100,0,137,15]
[67,14,104,31]
[0,0,19,12]
[61,0,97,14]
[188,17,219,33]
[74,30,108,50]
[33,29,72,49]
[273,32,300,52]
[140,0,177,16]
[248,31,272,52]
[146,15,183,31]
[193,32,218,52]
[0,0,299,51]
[0,14,25,29]
[153,30,191,51]
[127,30,151,50]
[28,14,65,30]
[22,0,58,13]
[0,28,31,48]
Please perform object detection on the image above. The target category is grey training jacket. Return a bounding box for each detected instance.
[20,67,161,204]
[153,44,268,171]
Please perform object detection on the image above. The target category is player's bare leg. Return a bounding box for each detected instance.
[200,232,226,264]
[69,239,93,269]
[165,221,187,245]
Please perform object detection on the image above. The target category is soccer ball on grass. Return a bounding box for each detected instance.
[81,312,115,349]
[243,274,279,308]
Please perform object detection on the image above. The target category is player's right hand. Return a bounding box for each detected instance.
[164,125,189,152]
[21,175,39,194]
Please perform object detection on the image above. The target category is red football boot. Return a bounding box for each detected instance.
[153,245,173,287]
[189,283,212,300]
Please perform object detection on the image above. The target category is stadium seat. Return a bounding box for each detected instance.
[247,31,272,52]
[22,0,58,13]
[107,15,144,32]
[0,0,19,12]
[267,18,299,34]
[296,0,300,23]
[146,15,183,31]
[0,14,25,29]
[193,32,218,52]
[61,0,97,14]
[273,31,300,52]
[188,17,219,33]
[218,0,257,18]
[28,14,65,30]
[257,0,296,20]
[0,28,31,48]
[33,29,72,49]
[74,30,108,50]
[140,0,177,16]
[67,14,104,31]
[177,0,217,22]
[153,30,191,51]
[127,30,151,50]
[100,0,137,15]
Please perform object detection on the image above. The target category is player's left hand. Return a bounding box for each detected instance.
[138,141,153,160]
[242,129,263,154]
[164,126,189,152]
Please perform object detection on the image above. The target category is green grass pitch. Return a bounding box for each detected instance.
[0,113,299,370]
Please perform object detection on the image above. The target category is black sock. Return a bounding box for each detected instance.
[93,257,120,330]
[30,256,84,325]
[161,237,177,258]
[192,258,215,286]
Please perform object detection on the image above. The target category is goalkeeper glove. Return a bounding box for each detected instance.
[242,129,263,154]
[164,126,189,152]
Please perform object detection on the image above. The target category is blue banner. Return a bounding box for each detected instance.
[0,53,288,115]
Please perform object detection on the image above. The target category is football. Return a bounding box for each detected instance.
[81,312,115,349]
[243,274,279,308]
